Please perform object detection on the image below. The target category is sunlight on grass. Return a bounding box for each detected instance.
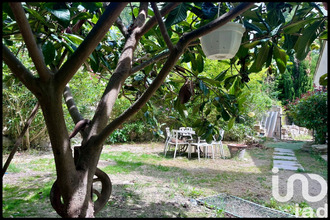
[264,141,305,150]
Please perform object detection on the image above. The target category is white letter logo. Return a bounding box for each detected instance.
[272,167,327,203]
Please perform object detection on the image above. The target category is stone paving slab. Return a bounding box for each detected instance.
[273,160,304,171]
[273,164,304,171]
[273,151,295,156]
[321,155,327,162]
[273,155,297,160]
[273,148,304,171]
[274,148,295,153]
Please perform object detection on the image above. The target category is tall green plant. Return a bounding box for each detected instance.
[285,88,327,144]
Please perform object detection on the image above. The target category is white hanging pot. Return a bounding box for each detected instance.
[200,22,245,60]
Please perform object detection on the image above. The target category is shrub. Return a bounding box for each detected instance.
[285,87,327,144]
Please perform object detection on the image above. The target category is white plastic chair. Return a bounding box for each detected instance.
[212,129,225,158]
[189,137,214,162]
[164,127,189,158]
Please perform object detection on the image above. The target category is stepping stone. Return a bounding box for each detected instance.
[273,160,304,171]
[273,151,295,156]
[274,164,304,171]
[273,155,297,160]
[274,148,295,153]
[321,155,327,162]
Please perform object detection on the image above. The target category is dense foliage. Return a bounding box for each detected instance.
[285,87,328,144]
[2,2,327,146]
[275,50,319,106]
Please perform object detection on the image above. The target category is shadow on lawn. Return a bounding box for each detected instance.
[3,144,274,218]
[97,183,190,218]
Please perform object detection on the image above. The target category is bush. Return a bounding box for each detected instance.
[223,123,255,142]
[106,121,155,144]
[285,87,327,144]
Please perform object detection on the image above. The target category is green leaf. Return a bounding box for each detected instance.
[319,30,327,40]
[283,18,319,34]
[222,108,230,121]
[42,41,56,65]
[319,73,327,86]
[243,40,261,49]
[227,117,235,130]
[294,20,323,60]
[199,80,209,96]
[81,2,102,12]
[46,7,71,28]
[273,46,288,74]
[243,20,263,34]
[199,77,221,87]
[23,6,49,27]
[189,53,197,72]
[196,54,204,73]
[249,43,270,73]
[224,75,236,90]
[214,68,229,82]
[63,33,84,45]
[270,24,282,37]
[165,3,187,29]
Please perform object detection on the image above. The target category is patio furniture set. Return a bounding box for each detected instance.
[163,127,225,162]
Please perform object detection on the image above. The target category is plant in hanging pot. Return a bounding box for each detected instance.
[200,22,245,60]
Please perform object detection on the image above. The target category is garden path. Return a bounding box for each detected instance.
[272,148,304,171]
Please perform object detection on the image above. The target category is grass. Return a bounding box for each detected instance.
[2,141,327,218]
[3,176,57,218]
[295,149,328,180]
[264,141,305,150]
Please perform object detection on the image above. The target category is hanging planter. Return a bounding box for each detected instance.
[200,22,245,60]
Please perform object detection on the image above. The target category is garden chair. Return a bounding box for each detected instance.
[189,137,214,162]
[179,127,194,141]
[212,129,225,158]
[164,127,189,158]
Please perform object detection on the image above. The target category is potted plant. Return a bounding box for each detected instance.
[200,22,245,60]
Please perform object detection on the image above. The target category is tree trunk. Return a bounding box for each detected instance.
[22,127,30,150]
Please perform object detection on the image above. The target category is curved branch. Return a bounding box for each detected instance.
[55,2,128,91]
[130,50,171,74]
[151,2,174,51]
[2,44,40,96]
[63,85,84,124]
[9,2,51,82]
[180,2,255,44]
[2,102,40,177]
[95,46,183,146]
[115,18,129,38]
[138,2,181,37]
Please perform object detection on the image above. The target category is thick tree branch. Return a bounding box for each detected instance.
[130,40,200,75]
[63,86,84,124]
[79,3,150,165]
[86,3,149,136]
[151,2,174,51]
[115,18,129,38]
[181,2,255,44]
[55,2,128,90]
[2,44,39,95]
[95,47,183,145]
[130,50,171,74]
[138,2,181,37]
[9,2,51,82]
